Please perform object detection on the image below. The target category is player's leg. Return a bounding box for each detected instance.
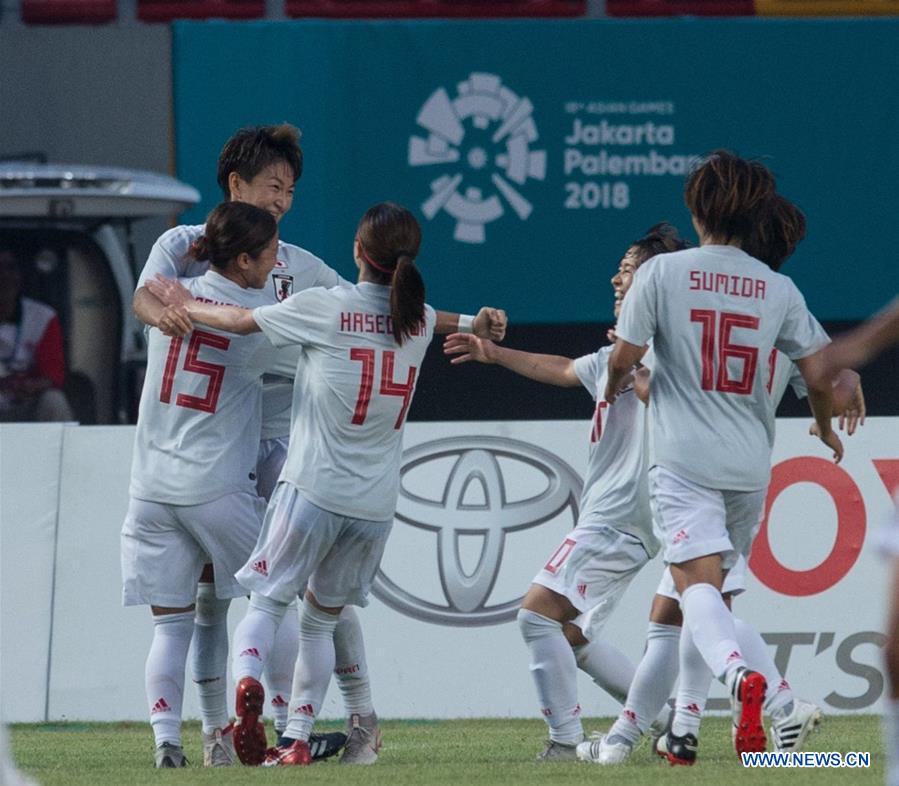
[263,598,298,738]
[566,624,634,705]
[274,512,391,767]
[884,556,899,786]
[121,498,203,768]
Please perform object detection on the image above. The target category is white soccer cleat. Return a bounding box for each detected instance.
[202,723,236,767]
[771,699,822,752]
[576,732,634,765]
[340,712,381,765]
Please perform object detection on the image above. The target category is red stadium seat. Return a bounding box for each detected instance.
[137,0,265,21]
[21,0,117,23]
[606,0,754,15]
[285,0,585,18]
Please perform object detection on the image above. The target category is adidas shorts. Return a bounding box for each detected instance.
[236,482,392,608]
[532,521,652,641]
[649,466,766,570]
[655,554,748,600]
[121,491,266,607]
[255,436,289,503]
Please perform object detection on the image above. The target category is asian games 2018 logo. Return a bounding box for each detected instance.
[408,73,547,244]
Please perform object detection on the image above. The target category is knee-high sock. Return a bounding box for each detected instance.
[191,584,231,734]
[264,600,299,733]
[284,604,340,742]
[232,592,288,683]
[146,611,194,747]
[517,609,583,745]
[681,583,746,684]
[573,637,635,706]
[671,624,713,737]
[607,622,681,745]
[333,606,373,716]
[733,617,793,718]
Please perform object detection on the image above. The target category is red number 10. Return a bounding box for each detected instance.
[690,309,759,395]
[349,348,417,429]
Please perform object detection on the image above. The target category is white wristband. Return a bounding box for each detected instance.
[458,314,475,334]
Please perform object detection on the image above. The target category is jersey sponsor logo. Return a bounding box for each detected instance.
[272,274,294,302]
[408,72,546,244]
[373,436,582,626]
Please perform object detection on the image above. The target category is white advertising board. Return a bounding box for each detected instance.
[0,419,894,721]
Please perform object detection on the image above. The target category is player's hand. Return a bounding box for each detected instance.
[147,274,194,308]
[444,333,497,365]
[473,308,507,342]
[607,326,618,344]
[838,381,866,436]
[634,367,651,405]
[158,304,193,337]
[811,426,843,463]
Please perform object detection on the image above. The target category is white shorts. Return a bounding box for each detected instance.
[255,436,289,502]
[236,482,392,608]
[650,466,766,570]
[121,492,266,607]
[655,554,748,601]
[532,521,651,641]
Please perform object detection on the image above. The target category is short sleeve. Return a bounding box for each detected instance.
[573,352,600,399]
[253,289,331,349]
[136,226,197,291]
[775,283,830,361]
[614,261,658,347]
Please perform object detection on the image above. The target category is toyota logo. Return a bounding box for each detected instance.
[372,437,582,626]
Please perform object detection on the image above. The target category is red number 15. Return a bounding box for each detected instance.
[349,348,417,429]
[690,309,759,395]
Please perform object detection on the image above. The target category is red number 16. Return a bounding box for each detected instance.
[690,309,760,395]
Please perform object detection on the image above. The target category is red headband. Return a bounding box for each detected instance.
[356,237,395,275]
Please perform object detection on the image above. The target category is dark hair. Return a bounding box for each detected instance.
[743,195,807,272]
[356,203,425,345]
[684,150,776,247]
[628,222,688,266]
[216,124,303,198]
[190,202,277,273]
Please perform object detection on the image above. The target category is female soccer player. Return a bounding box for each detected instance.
[445,224,687,760]
[606,150,841,760]
[149,203,438,767]
[122,201,284,768]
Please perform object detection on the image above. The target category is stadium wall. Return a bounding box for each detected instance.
[0,420,893,722]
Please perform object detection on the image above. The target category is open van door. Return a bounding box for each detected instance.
[0,163,200,423]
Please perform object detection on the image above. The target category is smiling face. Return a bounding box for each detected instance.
[229,160,295,223]
[238,234,280,290]
[611,246,640,318]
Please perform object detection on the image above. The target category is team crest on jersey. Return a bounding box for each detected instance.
[272,274,294,302]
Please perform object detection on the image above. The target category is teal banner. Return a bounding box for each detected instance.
[173,18,898,323]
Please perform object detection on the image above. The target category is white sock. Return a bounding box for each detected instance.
[517,609,583,745]
[334,606,373,716]
[284,604,340,742]
[264,600,299,733]
[573,637,635,706]
[607,622,681,745]
[191,584,231,734]
[885,698,899,786]
[732,617,793,718]
[232,592,288,682]
[671,625,713,738]
[681,583,746,682]
[146,611,194,747]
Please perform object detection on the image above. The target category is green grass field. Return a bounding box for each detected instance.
[10,716,883,785]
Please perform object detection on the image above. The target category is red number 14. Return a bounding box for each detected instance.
[349,348,417,429]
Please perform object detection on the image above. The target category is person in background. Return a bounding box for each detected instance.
[0,248,73,423]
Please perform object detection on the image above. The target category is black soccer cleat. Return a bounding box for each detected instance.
[277,731,348,761]
[662,730,698,766]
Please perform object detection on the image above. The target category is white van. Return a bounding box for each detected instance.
[0,162,199,423]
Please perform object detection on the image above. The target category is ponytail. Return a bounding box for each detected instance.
[390,255,426,345]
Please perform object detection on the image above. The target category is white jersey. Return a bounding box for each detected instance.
[129,271,277,504]
[767,348,808,404]
[573,346,657,556]
[616,245,828,491]
[138,223,349,439]
[254,282,436,520]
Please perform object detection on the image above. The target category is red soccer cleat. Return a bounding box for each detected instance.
[733,669,767,756]
[233,676,267,766]
[262,740,313,767]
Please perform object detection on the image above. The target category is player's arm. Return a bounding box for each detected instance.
[186,300,260,335]
[435,308,508,341]
[795,351,843,463]
[444,333,580,387]
[821,298,899,374]
[133,236,194,336]
[605,339,645,403]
